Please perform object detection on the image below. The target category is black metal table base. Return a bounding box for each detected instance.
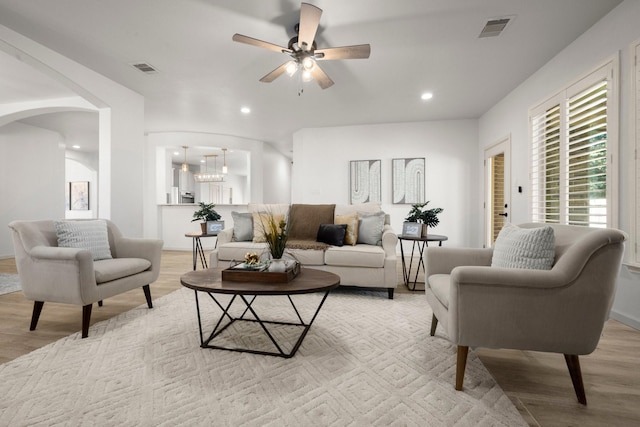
[192,237,208,270]
[193,290,331,358]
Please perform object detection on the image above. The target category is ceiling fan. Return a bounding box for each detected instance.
[232,2,371,90]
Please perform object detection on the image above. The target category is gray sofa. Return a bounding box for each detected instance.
[209,203,398,298]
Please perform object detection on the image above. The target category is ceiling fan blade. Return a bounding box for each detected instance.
[316,44,371,60]
[259,61,292,83]
[232,33,292,54]
[310,63,334,89]
[298,3,322,51]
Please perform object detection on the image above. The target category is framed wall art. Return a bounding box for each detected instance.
[349,160,381,204]
[392,157,425,204]
[70,181,90,210]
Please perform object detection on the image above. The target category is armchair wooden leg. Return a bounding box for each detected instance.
[82,304,92,339]
[564,354,587,405]
[456,346,469,391]
[430,314,438,336]
[98,300,103,307]
[143,285,153,309]
[30,301,44,331]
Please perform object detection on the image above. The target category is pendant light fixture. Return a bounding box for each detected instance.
[181,146,189,172]
[194,154,225,182]
[222,148,228,174]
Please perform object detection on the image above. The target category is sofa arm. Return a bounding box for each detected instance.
[217,228,234,245]
[114,237,163,262]
[382,225,398,257]
[22,246,98,305]
[425,247,493,276]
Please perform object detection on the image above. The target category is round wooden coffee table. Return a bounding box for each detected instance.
[180,267,340,358]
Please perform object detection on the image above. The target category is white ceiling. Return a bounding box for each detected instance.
[0,0,623,160]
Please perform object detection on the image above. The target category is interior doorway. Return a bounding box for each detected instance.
[484,136,511,247]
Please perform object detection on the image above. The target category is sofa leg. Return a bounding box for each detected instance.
[143,285,153,309]
[387,288,394,299]
[30,301,44,331]
[456,346,469,391]
[430,314,438,336]
[82,304,92,338]
[98,300,103,307]
[564,354,587,405]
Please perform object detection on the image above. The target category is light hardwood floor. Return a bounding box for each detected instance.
[1,252,639,426]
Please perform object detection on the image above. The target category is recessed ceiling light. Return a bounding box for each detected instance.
[421,92,433,101]
[72,145,81,149]
[173,151,180,156]
[241,107,251,114]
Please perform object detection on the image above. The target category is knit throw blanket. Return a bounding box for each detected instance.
[286,239,330,251]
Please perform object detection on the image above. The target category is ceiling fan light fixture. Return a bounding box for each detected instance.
[286,61,298,76]
[302,69,313,82]
[302,56,315,71]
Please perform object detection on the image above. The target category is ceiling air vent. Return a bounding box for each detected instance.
[479,18,511,38]
[131,62,158,74]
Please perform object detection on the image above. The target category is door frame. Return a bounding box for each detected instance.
[484,136,511,247]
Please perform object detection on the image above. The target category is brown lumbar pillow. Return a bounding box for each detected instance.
[335,212,359,245]
[288,204,336,241]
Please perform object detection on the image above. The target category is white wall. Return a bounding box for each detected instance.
[263,143,292,204]
[478,0,640,329]
[292,120,480,248]
[0,122,65,256]
[0,24,145,238]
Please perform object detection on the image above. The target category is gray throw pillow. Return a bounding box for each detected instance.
[231,211,253,241]
[491,223,555,270]
[53,219,112,261]
[357,211,385,246]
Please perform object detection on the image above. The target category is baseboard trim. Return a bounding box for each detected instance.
[610,310,640,330]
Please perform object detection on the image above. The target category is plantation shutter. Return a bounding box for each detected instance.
[566,80,608,226]
[530,60,615,228]
[531,103,561,223]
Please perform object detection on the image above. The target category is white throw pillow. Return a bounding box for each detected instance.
[54,220,113,261]
[491,223,555,270]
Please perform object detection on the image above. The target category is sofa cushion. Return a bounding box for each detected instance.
[491,223,555,270]
[54,219,112,261]
[428,274,451,308]
[231,211,253,241]
[335,212,358,245]
[317,224,347,246]
[286,248,326,266]
[324,244,385,268]
[289,204,336,241]
[218,241,269,262]
[94,258,151,283]
[357,211,385,246]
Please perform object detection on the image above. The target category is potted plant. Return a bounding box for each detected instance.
[191,202,223,234]
[259,213,290,272]
[404,201,443,237]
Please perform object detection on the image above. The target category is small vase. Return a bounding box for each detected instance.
[268,258,286,272]
[421,224,428,237]
[200,222,207,234]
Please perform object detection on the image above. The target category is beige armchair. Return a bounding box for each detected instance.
[425,223,626,405]
[8,219,163,338]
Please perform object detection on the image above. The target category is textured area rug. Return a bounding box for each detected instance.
[0,288,526,426]
[0,273,21,296]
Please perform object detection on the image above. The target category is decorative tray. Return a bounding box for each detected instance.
[221,261,300,283]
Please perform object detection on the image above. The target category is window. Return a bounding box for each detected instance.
[530,60,618,228]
